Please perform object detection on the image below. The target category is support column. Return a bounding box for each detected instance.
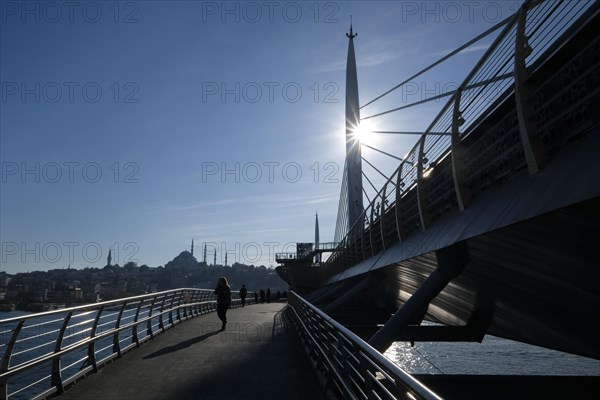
[368,241,470,353]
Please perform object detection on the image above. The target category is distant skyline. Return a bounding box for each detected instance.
[1,1,524,273]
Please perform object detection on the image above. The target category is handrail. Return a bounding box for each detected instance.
[0,288,254,400]
[286,292,443,400]
[276,242,341,262]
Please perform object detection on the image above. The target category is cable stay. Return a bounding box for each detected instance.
[361,143,403,162]
[372,131,449,136]
[362,72,514,120]
[362,170,378,194]
[361,156,393,184]
[362,186,372,204]
[360,16,513,110]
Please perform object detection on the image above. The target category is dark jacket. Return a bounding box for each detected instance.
[215,285,231,307]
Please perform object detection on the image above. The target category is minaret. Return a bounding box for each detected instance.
[107,249,112,267]
[225,253,228,267]
[213,249,217,266]
[191,239,194,256]
[203,243,207,263]
[315,212,321,263]
[345,19,364,229]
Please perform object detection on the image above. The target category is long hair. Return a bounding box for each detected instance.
[218,276,230,288]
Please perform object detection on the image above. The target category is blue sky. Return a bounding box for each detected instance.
[1,0,523,273]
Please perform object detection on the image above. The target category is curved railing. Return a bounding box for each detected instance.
[286,292,442,400]
[325,0,598,273]
[0,288,252,400]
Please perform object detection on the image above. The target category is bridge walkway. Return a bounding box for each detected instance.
[56,302,324,400]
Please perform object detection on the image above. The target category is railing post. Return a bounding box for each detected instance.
[52,311,73,395]
[360,214,368,261]
[189,291,198,316]
[132,300,144,347]
[354,225,361,263]
[167,292,176,328]
[177,290,187,322]
[380,186,387,250]
[515,2,545,175]
[417,137,430,230]
[87,306,104,371]
[347,233,354,267]
[113,302,127,357]
[158,294,168,332]
[395,163,405,242]
[368,205,375,256]
[0,320,24,399]
[147,295,158,338]
[451,89,471,211]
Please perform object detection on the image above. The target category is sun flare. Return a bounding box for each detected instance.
[352,120,375,145]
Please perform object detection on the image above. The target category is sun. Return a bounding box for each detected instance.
[352,120,375,145]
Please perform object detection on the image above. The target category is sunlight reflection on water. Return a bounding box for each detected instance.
[384,335,600,375]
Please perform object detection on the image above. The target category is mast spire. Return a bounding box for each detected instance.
[345,16,363,230]
[347,15,357,39]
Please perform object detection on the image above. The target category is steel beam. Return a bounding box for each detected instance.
[368,242,470,353]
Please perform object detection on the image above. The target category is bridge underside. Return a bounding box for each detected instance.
[313,194,599,358]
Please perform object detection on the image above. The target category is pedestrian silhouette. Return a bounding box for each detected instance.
[266,288,271,303]
[214,276,231,331]
[240,284,247,307]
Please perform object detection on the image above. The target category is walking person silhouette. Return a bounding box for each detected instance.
[240,284,247,307]
[214,276,231,331]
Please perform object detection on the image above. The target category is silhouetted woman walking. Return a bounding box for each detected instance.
[214,276,231,331]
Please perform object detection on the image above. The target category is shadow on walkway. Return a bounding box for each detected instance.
[143,330,221,359]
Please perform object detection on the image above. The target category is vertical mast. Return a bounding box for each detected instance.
[345,20,364,229]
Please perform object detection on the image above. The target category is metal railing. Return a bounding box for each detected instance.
[326,0,598,274]
[0,288,252,400]
[276,242,341,263]
[286,292,442,400]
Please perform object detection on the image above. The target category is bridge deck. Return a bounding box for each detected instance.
[56,302,324,400]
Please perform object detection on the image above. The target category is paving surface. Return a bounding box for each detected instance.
[57,302,325,400]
